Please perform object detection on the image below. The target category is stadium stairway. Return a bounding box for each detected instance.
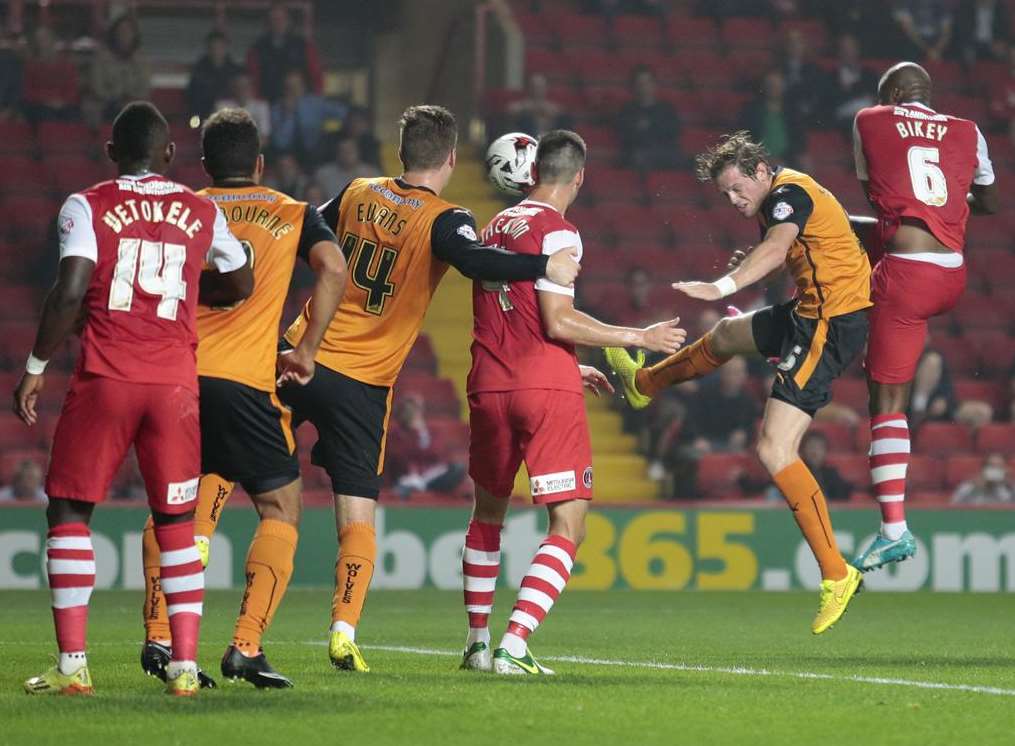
[381,145,660,502]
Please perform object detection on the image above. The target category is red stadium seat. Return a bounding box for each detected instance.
[914,422,973,455]
[825,454,868,486]
[945,454,983,487]
[831,378,870,415]
[515,12,559,50]
[574,50,630,86]
[0,156,52,195]
[645,171,704,206]
[604,205,670,243]
[151,88,187,119]
[671,51,734,88]
[975,423,1015,456]
[932,334,982,377]
[967,330,1015,375]
[403,334,437,375]
[954,379,1004,410]
[612,15,663,49]
[725,50,776,83]
[0,121,35,154]
[695,453,749,498]
[779,19,829,54]
[809,421,857,452]
[0,448,47,483]
[953,293,1008,332]
[37,122,95,155]
[524,49,576,86]
[556,14,609,51]
[0,285,42,320]
[720,17,774,51]
[583,167,645,203]
[664,17,718,49]
[46,157,109,195]
[908,455,946,491]
[396,375,460,418]
[5,196,58,241]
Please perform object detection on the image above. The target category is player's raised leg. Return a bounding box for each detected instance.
[220,479,300,688]
[461,486,508,671]
[140,472,232,686]
[605,313,754,409]
[494,499,586,675]
[329,493,376,672]
[24,498,97,695]
[757,399,861,634]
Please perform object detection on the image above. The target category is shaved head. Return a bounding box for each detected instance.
[877,62,932,106]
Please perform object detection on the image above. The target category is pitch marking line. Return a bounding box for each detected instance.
[356,643,1015,698]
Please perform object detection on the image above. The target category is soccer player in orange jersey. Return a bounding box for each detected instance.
[138,109,347,688]
[278,105,581,671]
[606,132,871,634]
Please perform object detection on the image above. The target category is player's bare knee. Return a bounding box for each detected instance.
[709,317,733,355]
[254,486,301,527]
[756,435,794,475]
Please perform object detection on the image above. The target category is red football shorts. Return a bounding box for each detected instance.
[46,373,201,513]
[468,389,592,503]
[865,254,967,385]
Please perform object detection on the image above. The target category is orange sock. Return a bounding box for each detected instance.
[195,473,235,540]
[232,519,298,653]
[636,332,731,397]
[773,460,847,581]
[141,516,171,643]
[331,522,376,632]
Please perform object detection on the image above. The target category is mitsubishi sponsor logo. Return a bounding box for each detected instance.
[530,470,576,496]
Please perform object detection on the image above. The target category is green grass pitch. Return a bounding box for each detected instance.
[2,589,1014,746]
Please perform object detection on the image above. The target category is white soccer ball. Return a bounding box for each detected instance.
[485,132,538,196]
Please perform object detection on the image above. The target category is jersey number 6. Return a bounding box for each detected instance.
[341,232,399,315]
[907,145,948,207]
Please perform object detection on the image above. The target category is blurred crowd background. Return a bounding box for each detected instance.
[1,0,1013,506]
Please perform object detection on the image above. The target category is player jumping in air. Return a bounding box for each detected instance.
[138,108,347,688]
[606,132,871,634]
[14,102,252,696]
[255,105,579,672]
[460,130,685,675]
[850,62,997,571]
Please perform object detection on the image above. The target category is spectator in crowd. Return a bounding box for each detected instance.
[614,266,654,326]
[952,452,1014,504]
[741,70,805,166]
[616,65,681,170]
[778,29,825,129]
[216,72,271,139]
[799,431,853,501]
[314,135,381,197]
[824,1,893,56]
[910,339,994,428]
[84,14,151,127]
[303,182,325,208]
[186,30,242,121]
[0,32,22,121]
[954,0,1010,66]
[680,356,759,454]
[265,152,308,198]
[0,459,47,503]
[246,1,323,102]
[385,394,465,499]
[826,33,878,135]
[22,25,79,123]
[342,106,381,169]
[269,69,346,166]
[891,0,953,62]
[506,72,571,138]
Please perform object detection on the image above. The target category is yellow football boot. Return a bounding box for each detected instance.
[603,347,652,410]
[812,564,863,634]
[195,536,210,568]
[166,667,200,697]
[329,631,370,672]
[24,662,94,695]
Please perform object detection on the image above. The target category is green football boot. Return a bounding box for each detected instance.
[492,647,555,676]
[603,347,652,410]
[460,641,492,672]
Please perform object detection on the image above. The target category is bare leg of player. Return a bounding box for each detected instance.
[329,493,376,671]
[757,399,861,633]
[493,499,588,675]
[219,479,301,688]
[460,486,509,671]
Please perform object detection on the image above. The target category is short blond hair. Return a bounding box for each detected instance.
[694,130,771,183]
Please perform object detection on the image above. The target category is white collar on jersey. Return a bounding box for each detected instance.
[117,172,158,180]
[521,198,560,214]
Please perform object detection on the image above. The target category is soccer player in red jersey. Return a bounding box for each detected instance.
[851,63,998,571]
[460,130,685,674]
[13,102,252,696]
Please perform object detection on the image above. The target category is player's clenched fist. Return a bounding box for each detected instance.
[638,318,685,354]
[545,246,581,287]
[276,347,316,387]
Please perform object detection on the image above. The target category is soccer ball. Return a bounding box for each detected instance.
[485,132,538,196]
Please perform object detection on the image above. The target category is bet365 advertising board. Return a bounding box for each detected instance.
[1,506,1013,592]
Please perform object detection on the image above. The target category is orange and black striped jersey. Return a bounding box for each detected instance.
[759,168,872,319]
[197,184,335,392]
[284,176,551,387]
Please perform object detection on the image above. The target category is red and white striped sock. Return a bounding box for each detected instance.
[155,521,204,664]
[47,523,95,674]
[500,535,576,657]
[463,520,502,646]
[869,413,910,540]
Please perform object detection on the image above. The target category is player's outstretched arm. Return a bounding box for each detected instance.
[430,208,580,286]
[673,223,796,302]
[538,291,685,353]
[13,256,94,426]
[277,239,347,386]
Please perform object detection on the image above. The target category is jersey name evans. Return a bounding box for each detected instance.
[353,199,407,236]
[99,197,205,239]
